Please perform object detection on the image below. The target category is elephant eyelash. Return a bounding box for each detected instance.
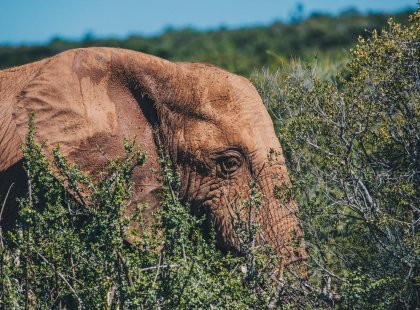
[210,146,246,158]
[219,157,241,174]
[213,150,244,177]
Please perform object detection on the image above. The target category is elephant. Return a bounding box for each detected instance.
[0,47,306,273]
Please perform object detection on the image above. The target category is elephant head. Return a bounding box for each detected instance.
[0,47,306,273]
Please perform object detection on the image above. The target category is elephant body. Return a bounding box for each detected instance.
[0,48,306,271]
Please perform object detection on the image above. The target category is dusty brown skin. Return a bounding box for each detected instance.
[0,47,306,270]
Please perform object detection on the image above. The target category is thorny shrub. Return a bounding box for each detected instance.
[253,10,419,309]
[0,117,299,309]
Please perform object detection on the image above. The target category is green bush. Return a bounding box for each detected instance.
[1,10,418,310]
[0,118,296,309]
[253,10,419,309]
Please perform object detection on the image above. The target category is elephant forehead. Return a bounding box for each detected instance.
[180,106,275,155]
[177,62,260,113]
[182,118,251,150]
[176,73,278,155]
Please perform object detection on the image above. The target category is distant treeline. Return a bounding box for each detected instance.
[0,9,413,75]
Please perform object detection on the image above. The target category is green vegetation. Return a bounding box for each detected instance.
[253,10,419,308]
[0,10,412,76]
[1,8,419,310]
[0,118,289,308]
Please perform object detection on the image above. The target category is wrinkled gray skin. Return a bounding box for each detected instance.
[0,47,306,272]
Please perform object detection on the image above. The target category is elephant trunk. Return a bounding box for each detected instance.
[255,165,307,277]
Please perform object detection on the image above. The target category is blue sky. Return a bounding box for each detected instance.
[0,0,416,44]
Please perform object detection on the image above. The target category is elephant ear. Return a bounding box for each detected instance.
[11,48,179,211]
[13,49,119,158]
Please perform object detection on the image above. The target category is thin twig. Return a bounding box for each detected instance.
[116,251,134,289]
[0,183,14,223]
[34,249,83,309]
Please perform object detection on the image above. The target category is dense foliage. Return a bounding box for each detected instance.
[0,10,412,76]
[0,119,293,309]
[0,8,418,310]
[253,10,419,309]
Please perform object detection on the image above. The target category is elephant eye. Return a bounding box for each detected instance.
[219,155,242,175]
